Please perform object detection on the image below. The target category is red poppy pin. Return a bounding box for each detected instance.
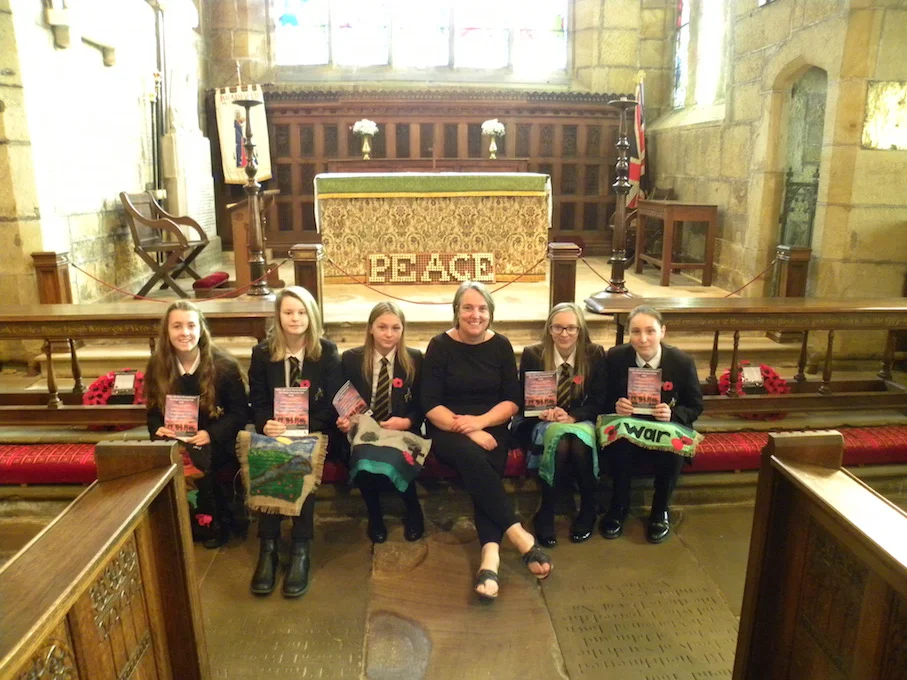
[392,377,404,388]
[573,375,583,385]
[196,514,213,527]
[401,450,415,466]
[299,379,311,389]
[662,381,674,391]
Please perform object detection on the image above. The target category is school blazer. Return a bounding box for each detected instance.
[340,346,423,433]
[603,343,703,428]
[248,337,343,435]
[519,342,608,424]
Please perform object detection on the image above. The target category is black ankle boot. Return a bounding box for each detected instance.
[403,506,424,542]
[282,539,311,598]
[250,539,278,595]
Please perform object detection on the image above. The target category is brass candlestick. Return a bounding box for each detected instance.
[234,98,271,297]
[585,96,636,311]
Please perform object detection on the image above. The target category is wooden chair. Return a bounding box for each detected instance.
[119,191,209,298]
[608,186,676,259]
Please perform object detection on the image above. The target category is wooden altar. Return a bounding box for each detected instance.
[314,172,551,283]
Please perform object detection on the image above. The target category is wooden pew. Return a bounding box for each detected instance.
[734,431,907,678]
[0,441,209,679]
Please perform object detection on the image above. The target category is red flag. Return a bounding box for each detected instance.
[627,78,649,209]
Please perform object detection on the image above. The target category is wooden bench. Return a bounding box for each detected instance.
[6,427,907,486]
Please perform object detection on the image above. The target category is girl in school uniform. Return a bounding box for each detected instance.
[248,286,343,598]
[517,302,607,547]
[337,301,425,544]
[145,300,249,550]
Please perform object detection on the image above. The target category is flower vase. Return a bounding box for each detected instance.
[488,136,497,160]
[361,134,372,160]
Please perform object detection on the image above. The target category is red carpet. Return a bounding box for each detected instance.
[4,427,907,485]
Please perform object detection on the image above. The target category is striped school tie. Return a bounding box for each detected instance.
[288,356,302,387]
[372,357,391,422]
[557,363,573,410]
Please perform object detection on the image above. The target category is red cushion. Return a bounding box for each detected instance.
[0,444,97,485]
[192,271,229,290]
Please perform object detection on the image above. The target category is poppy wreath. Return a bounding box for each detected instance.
[82,369,146,430]
[717,361,789,421]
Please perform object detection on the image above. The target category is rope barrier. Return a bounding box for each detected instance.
[68,259,289,303]
[324,253,549,305]
[723,259,777,298]
[580,254,778,299]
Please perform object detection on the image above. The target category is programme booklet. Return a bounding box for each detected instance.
[524,370,557,416]
[274,387,309,437]
[627,367,662,415]
[332,380,370,420]
[165,394,199,441]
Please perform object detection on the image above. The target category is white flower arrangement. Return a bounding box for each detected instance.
[481,118,506,137]
[352,119,379,137]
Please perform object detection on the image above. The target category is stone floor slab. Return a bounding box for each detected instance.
[541,516,738,680]
[199,518,372,679]
[366,519,568,680]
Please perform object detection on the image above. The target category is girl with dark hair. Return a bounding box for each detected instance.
[248,286,342,598]
[338,301,425,543]
[145,300,249,549]
[517,302,607,546]
[600,305,703,544]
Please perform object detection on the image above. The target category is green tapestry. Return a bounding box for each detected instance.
[237,431,327,516]
[597,415,703,458]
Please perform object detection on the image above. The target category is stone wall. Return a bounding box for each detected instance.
[648,0,907,313]
[0,0,217,362]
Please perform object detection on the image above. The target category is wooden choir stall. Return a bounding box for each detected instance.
[0,441,209,679]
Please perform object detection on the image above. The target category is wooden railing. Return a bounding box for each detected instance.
[734,431,907,678]
[595,297,907,415]
[0,300,273,425]
[0,441,209,679]
[2,295,907,425]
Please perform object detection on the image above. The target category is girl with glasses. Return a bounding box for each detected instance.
[516,302,608,546]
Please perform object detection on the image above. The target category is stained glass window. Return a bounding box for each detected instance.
[275,0,330,66]
[672,0,691,108]
[274,0,568,75]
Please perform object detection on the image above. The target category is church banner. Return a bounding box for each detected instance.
[214,84,272,184]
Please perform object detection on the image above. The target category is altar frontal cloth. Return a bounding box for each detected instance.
[315,172,551,283]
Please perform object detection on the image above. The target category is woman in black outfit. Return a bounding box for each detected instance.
[337,301,425,543]
[422,281,552,602]
[145,300,249,550]
[248,286,343,598]
[517,302,607,547]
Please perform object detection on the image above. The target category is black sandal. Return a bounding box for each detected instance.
[521,544,553,580]
[474,569,499,602]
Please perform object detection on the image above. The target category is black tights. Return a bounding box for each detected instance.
[539,434,597,518]
[356,471,422,521]
[606,438,685,513]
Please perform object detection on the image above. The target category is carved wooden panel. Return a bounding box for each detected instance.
[67,535,158,680]
[235,88,624,253]
[881,592,907,680]
[789,523,867,678]
[14,621,80,680]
